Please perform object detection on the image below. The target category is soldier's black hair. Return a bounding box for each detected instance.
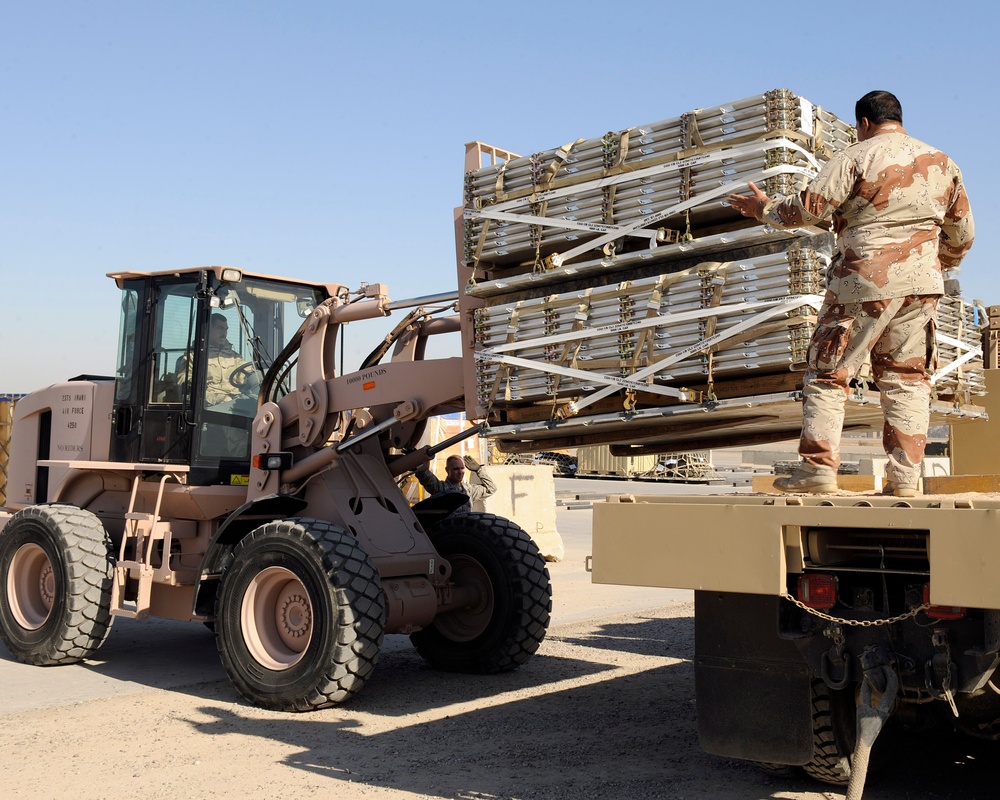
[855,91,903,125]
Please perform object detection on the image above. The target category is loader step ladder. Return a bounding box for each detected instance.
[111,473,174,619]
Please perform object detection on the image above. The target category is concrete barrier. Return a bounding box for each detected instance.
[477,465,565,561]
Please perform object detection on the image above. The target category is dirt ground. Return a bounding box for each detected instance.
[2,607,997,798]
[0,505,997,799]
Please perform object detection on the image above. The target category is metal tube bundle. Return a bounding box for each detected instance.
[473,244,826,409]
[462,89,855,276]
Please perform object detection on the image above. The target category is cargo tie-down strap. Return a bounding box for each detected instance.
[933,331,981,386]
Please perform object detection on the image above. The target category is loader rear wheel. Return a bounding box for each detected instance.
[215,518,385,711]
[0,504,114,665]
[410,512,551,673]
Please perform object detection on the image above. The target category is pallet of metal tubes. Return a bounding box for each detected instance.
[473,241,827,410]
[461,88,855,283]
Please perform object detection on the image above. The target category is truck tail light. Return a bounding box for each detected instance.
[922,584,966,620]
[798,573,838,610]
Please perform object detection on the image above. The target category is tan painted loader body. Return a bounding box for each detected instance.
[0,266,552,711]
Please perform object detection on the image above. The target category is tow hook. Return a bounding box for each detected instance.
[924,628,959,717]
[821,624,851,690]
[846,647,899,800]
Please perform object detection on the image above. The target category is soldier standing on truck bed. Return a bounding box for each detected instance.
[728,90,975,497]
[415,454,496,512]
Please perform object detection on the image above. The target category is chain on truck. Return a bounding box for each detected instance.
[458,88,996,799]
[0,88,994,797]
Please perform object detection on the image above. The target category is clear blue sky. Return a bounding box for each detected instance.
[3,1,997,392]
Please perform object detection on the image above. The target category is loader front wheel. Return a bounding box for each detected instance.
[411,513,551,673]
[0,504,114,665]
[215,518,385,711]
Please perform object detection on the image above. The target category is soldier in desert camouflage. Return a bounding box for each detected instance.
[728,90,975,496]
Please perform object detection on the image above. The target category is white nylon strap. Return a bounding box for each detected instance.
[932,331,982,384]
[550,164,816,267]
[565,294,822,415]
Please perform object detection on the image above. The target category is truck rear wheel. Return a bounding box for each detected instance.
[802,678,852,785]
[410,512,551,673]
[748,679,852,785]
[215,518,385,711]
[0,503,114,665]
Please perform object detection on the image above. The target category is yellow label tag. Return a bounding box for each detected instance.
[230,474,250,486]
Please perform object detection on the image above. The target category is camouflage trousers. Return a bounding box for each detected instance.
[799,295,938,487]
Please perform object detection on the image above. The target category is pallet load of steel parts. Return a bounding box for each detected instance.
[461,88,854,297]
[473,239,828,410]
[457,90,988,454]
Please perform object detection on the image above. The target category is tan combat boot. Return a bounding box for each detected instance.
[773,461,839,494]
[881,482,919,498]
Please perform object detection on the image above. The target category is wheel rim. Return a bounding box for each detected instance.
[240,566,313,670]
[435,553,494,642]
[7,543,55,630]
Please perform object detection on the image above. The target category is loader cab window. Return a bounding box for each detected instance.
[114,289,141,405]
[193,308,259,461]
[192,276,325,468]
[135,282,202,464]
[153,290,199,405]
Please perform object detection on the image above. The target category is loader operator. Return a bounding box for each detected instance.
[727,90,974,497]
[415,454,496,512]
[175,314,252,408]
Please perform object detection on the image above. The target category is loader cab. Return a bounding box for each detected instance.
[109,266,329,485]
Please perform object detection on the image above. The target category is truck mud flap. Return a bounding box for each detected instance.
[695,590,812,764]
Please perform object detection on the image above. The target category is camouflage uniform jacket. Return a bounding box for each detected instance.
[174,344,245,407]
[415,468,497,505]
[761,131,975,302]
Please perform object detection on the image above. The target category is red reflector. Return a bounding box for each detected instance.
[363,381,376,390]
[922,584,966,620]
[798,574,837,610]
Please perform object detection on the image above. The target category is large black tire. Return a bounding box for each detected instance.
[410,512,551,673]
[214,518,385,711]
[748,679,853,785]
[801,678,853,785]
[0,503,114,665]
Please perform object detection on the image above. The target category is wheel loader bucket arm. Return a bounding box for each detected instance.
[248,283,467,498]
